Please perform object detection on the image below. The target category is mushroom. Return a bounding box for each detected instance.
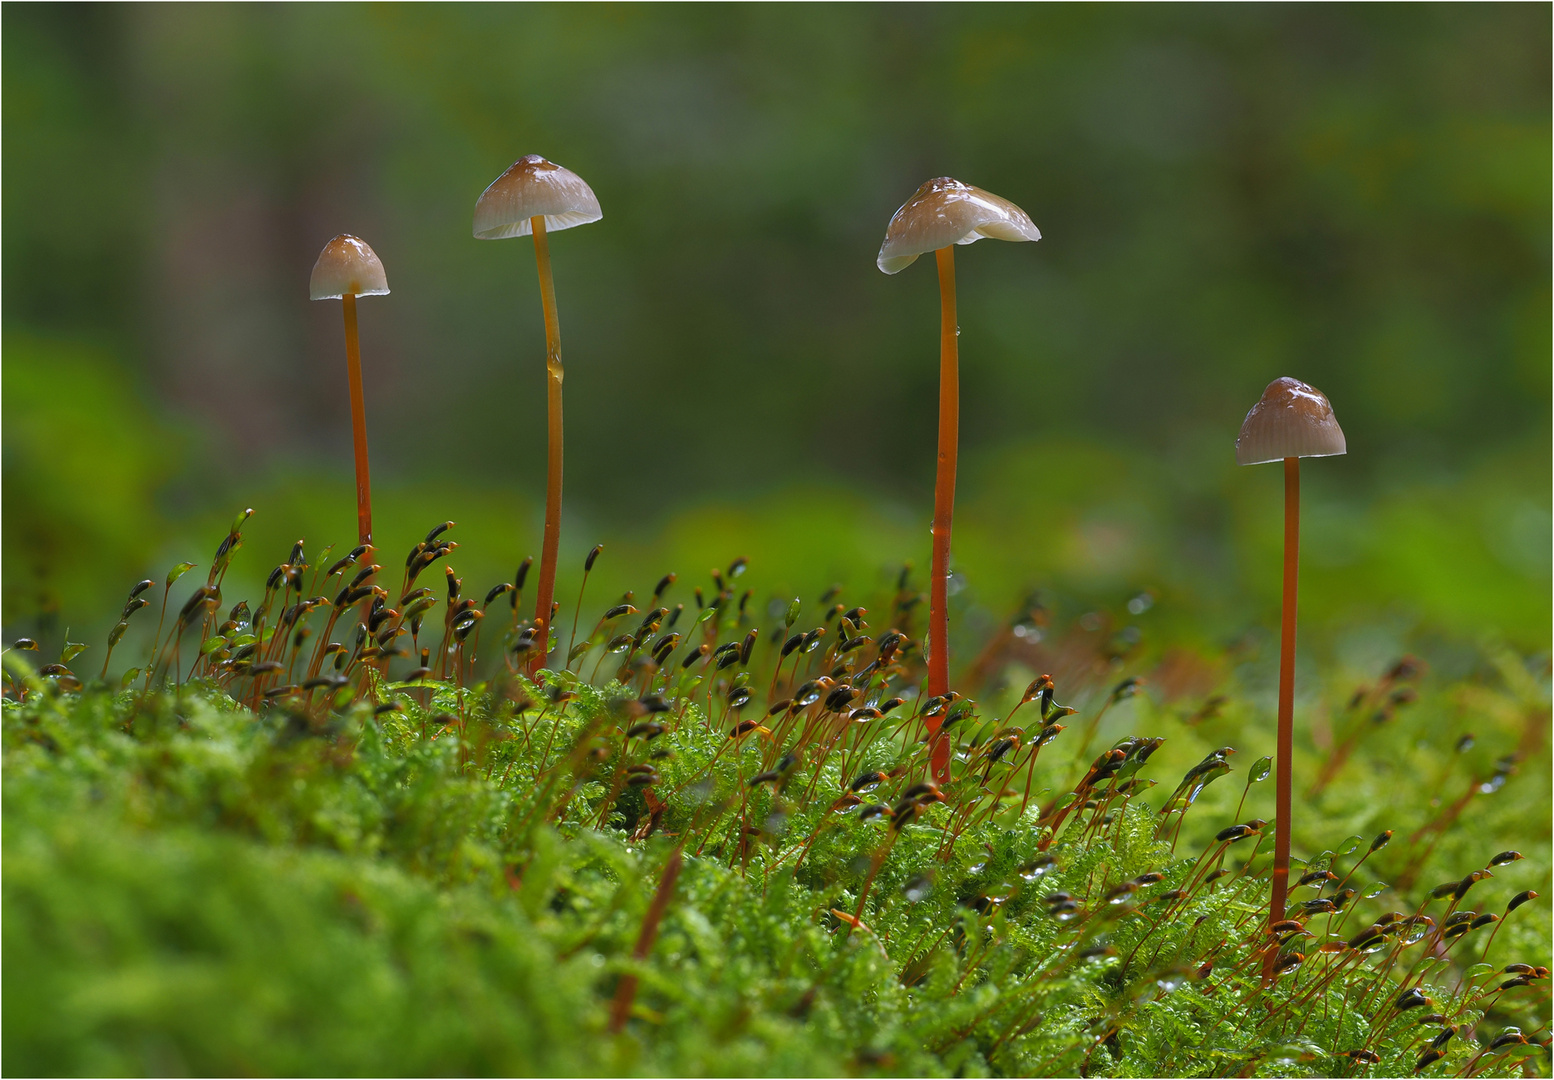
[1235,376,1346,973]
[310,234,390,544]
[877,177,1040,781]
[474,155,602,676]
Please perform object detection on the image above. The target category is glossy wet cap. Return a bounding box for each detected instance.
[1236,377,1347,465]
[309,235,389,300]
[473,155,602,239]
[877,177,1040,274]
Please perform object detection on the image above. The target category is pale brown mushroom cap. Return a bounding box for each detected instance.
[309,234,389,300]
[1235,377,1347,466]
[877,177,1040,274]
[473,155,602,239]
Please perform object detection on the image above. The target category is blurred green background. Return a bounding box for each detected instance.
[4,4,1549,661]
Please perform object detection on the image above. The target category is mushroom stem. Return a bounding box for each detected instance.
[1265,454,1300,980]
[926,245,959,783]
[341,293,373,544]
[528,215,564,677]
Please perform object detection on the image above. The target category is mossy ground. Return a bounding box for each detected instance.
[2,527,1549,1077]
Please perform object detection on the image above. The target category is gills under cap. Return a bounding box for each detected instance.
[1236,377,1347,466]
[310,235,389,300]
[473,155,602,240]
[877,177,1040,275]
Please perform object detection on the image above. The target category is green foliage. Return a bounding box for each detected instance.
[3,524,1548,1076]
[1,335,176,626]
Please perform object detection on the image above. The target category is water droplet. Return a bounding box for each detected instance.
[1019,855,1056,880]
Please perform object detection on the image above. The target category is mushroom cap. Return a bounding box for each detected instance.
[1235,377,1347,466]
[473,154,602,239]
[309,234,389,300]
[877,177,1040,275]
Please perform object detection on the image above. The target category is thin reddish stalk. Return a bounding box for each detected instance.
[342,293,373,545]
[609,846,684,1033]
[1264,455,1300,980]
[927,246,958,783]
[528,216,564,677]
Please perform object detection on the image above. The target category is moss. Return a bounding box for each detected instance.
[2,527,1548,1076]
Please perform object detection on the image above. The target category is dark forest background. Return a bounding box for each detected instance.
[4,4,1549,660]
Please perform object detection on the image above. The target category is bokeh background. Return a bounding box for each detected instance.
[4,4,1550,667]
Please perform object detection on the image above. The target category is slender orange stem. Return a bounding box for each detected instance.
[1264,455,1300,980]
[528,216,564,677]
[341,293,373,544]
[926,246,958,783]
[609,846,683,1033]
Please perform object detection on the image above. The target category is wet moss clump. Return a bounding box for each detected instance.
[3,521,1549,1076]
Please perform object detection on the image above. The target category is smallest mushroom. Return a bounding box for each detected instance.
[1236,377,1346,466]
[310,234,389,544]
[310,234,389,301]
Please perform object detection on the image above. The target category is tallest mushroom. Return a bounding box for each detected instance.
[474,155,602,675]
[877,178,1041,782]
